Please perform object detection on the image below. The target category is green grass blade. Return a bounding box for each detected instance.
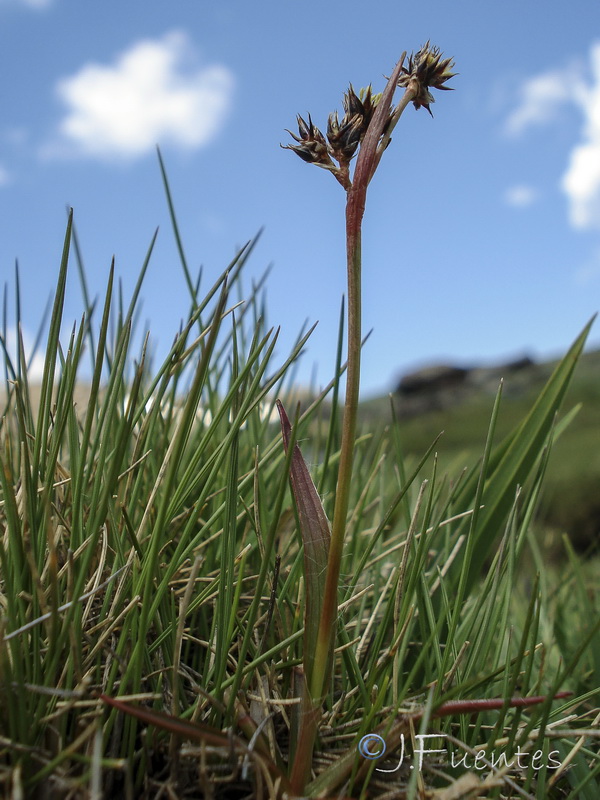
[450,316,594,592]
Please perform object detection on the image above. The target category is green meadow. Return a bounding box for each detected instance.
[1,47,599,800]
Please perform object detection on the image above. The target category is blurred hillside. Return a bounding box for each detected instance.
[360,348,600,554]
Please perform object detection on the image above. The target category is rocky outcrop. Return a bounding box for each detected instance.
[394,356,536,417]
[397,364,470,396]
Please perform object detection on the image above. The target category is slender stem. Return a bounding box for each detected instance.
[309,206,362,702]
[288,49,456,795]
[290,204,362,795]
[291,56,410,795]
[309,56,407,706]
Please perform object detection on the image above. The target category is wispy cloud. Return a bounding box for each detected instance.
[44,31,234,161]
[574,245,600,285]
[504,42,600,230]
[0,164,10,186]
[504,184,537,208]
[503,70,574,137]
[0,0,53,8]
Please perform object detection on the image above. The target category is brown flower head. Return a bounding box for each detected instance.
[282,114,336,170]
[325,86,369,163]
[283,81,394,191]
[345,84,377,129]
[327,85,392,163]
[397,41,456,116]
[326,109,362,162]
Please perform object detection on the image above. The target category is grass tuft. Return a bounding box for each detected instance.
[0,113,598,800]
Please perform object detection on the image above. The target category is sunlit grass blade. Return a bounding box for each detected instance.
[31,210,73,481]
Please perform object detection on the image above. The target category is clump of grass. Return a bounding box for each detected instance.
[0,47,599,800]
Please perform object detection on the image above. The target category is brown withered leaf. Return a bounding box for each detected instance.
[276,400,331,683]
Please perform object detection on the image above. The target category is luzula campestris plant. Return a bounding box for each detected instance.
[281,44,455,793]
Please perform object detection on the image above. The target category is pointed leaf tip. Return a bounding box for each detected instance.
[277,400,331,682]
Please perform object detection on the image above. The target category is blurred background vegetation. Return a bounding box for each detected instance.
[360,348,600,559]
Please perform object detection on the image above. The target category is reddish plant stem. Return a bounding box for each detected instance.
[431,691,573,718]
[291,59,408,797]
[308,55,407,707]
[291,57,418,797]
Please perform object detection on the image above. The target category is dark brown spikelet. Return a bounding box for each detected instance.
[326,108,363,162]
[397,41,456,115]
[282,113,336,170]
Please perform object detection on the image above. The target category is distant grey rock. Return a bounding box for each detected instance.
[397,364,470,396]
[394,355,536,417]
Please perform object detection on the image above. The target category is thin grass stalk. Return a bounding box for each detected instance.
[43,323,135,698]
[286,55,447,792]
[156,147,197,305]
[69,213,97,372]
[70,263,114,532]
[124,281,230,690]
[32,210,72,482]
[437,382,504,686]
[309,56,407,705]
[223,408,300,719]
[212,317,241,707]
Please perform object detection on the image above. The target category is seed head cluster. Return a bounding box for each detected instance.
[397,40,456,115]
[282,85,385,189]
[282,42,455,188]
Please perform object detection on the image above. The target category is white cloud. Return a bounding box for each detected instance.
[504,184,537,208]
[46,31,234,160]
[504,42,600,230]
[504,70,574,137]
[562,140,600,228]
[0,164,10,186]
[560,44,600,229]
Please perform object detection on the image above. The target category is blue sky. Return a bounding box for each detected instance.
[1,0,600,397]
